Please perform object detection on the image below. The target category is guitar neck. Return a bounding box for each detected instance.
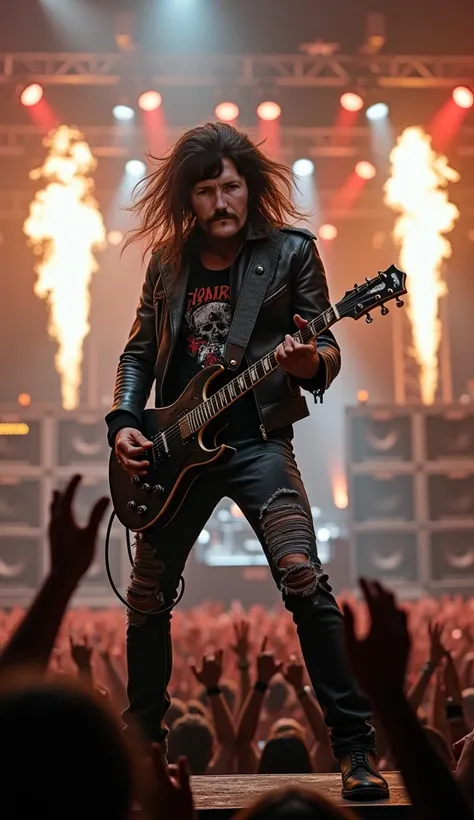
[187,304,339,434]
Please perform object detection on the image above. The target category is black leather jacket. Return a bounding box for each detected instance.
[105,223,341,445]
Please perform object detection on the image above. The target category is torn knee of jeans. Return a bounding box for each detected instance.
[260,488,322,597]
[126,563,166,627]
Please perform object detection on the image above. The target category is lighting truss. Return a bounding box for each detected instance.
[1,52,474,88]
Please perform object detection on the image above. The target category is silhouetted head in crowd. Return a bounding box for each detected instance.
[265,677,290,714]
[257,733,313,774]
[199,679,237,713]
[168,713,215,774]
[0,671,141,820]
[166,697,187,728]
[269,717,307,740]
[187,698,211,719]
[235,786,356,819]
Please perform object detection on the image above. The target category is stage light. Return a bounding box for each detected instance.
[366,102,389,120]
[257,101,281,121]
[20,83,44,107]
[319,223,338,241]
[215,101,240,122]
[316,527,331,543]
[113,104,135,121]
[198,529,211,545]
[18,393,31,407]
[357,389,369,403]
[452,86,474,109]
[125,159,146,177]
[355,160,376,180]
[340,92,364,112]
[107,230,124,246]
[292,159,314,177]
[138,91,162,112]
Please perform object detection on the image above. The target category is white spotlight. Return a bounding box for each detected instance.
[125,159,146,177]
[366,102,389,121]
[113,104,135,122]
[316,527,331,543]
[293,159,315,177]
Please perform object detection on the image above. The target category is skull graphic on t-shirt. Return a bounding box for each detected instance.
[186,300,231,365]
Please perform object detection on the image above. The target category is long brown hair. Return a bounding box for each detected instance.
[123,121,304,270]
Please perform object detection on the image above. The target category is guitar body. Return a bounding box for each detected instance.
[109,364,235,532]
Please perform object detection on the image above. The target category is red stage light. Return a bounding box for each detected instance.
[138,91,162,112]
[319,224,338,241]
[355,160,376,180]
[340,92,364,112]
[20,83,44,107]
[257,101,281,121]
[452,86,474,109]
[215,102,239,122]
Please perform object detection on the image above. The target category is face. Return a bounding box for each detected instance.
[190,156,248,239]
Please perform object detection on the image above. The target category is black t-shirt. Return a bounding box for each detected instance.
[162,258,261,439]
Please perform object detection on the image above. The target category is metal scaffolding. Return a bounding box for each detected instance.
[1,52,474,88]
[1,123,474,160]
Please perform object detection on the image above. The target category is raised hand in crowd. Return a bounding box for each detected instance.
[231,618,252,711]
[151,743,195,820]
[284,655,334,772]
[190,650,223,689]
[343,578,473,820]
[70,635,94,688]
[256,637,283,685]
[0,474,109,674]
[189,650,236,769]
[408,620,446,713]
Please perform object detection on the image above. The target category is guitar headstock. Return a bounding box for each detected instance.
[337,265,407,323]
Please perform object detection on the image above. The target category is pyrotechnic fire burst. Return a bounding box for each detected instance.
[384,126,459,404]
[23,125,106,409]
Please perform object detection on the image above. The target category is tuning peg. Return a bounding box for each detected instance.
[353,283,359,289]
[381,305,389,316]
[396,297,404,308]
[365,313,373,324]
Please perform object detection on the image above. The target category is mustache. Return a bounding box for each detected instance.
[210,212,236,222]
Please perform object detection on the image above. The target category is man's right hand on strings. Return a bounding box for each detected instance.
[114,427,153,476]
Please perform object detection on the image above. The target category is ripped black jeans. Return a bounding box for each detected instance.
[123,431,376,759]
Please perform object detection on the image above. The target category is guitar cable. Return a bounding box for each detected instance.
[104,510,185,616]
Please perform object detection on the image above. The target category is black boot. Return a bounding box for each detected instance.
[340,750,389,801]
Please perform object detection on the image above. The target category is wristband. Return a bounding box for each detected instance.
[206,685,222,697]
[237,660,250,670]
[445,699,464,720]
[254,680,269,693]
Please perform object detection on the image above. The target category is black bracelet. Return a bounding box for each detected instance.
[445,701,464,720]
[254,680,269,693]
[206,685,222,697]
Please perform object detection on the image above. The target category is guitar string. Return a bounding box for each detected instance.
[146,281,401,461]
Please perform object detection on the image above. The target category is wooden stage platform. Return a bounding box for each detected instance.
[191,773,411,818]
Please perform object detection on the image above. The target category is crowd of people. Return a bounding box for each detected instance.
[1,473,474,818]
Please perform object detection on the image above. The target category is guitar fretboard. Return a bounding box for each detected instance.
[186,304,339,435]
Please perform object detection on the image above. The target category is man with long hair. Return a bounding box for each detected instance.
[105,122,388,800]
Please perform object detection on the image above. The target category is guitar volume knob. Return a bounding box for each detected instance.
[130,475,141,485]
[136,505,148,515]
[141,483,151,492]
[127,501,137,510]
[152,484,165,494]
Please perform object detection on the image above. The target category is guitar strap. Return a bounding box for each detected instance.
[225,232,286,371]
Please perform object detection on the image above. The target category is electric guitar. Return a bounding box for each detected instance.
[109,265,407,532]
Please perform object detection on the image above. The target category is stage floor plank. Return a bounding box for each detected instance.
[192,772,410,817]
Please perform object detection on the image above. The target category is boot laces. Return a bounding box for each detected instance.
[350,750,369,769]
